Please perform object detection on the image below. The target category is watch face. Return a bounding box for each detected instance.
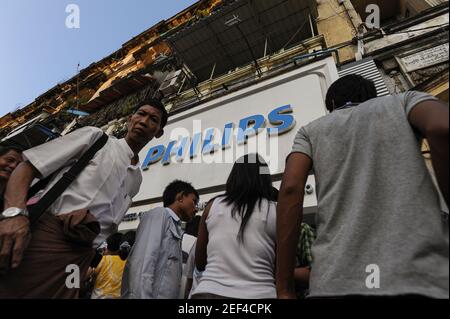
[3,208,23,217]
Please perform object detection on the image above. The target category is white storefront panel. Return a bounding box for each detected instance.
[119,56,339,230]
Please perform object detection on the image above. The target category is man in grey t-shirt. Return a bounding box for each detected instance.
[276,74,449,298]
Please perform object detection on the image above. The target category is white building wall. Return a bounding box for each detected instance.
[119,56,339,231]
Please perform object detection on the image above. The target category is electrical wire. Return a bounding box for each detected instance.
[327,22,449,50]
[382,23,449,35]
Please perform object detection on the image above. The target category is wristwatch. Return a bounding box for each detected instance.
[0,207,29,221]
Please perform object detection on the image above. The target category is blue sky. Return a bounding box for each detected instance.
[0,0,198,118]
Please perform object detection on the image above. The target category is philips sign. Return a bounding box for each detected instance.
[142,104,296,169]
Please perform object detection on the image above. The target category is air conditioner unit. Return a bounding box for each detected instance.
[159,70,183,96]
[154,53,168,64]
[1,123,60,150]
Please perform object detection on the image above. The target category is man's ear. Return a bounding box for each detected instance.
[155,128,164,138]
[175,192,184,203]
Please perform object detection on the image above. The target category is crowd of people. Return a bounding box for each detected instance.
[0,75,448,299]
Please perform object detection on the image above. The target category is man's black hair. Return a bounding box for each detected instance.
[135,98,168,128]
[119,230,136,260]
[325,74,377,112]
[163,180,199,207]
[0,145,23,157]
[106,233,123,252]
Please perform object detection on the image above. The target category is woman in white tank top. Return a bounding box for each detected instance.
[191,154,277,299]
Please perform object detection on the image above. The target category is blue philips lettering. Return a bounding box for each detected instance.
[189,133,202,159]
[161,138,191,165]
[161,140,177,165]
[202,128,220,154]
[267,105,296,136]
[221,122,234,150]
[142,145,165,169]
[237,114,266,145]
[142,105,296,167]
[174,137,190,161]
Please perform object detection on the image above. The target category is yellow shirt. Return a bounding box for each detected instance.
[91,255,126,299]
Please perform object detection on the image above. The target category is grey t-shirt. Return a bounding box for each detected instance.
[291,91,449,298]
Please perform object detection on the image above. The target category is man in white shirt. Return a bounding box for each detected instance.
[0,98,167,298]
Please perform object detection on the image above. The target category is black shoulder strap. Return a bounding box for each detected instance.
[28,133,109,224]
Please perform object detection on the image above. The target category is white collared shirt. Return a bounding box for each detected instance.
[165,207,181,224]
[23,126,143,247]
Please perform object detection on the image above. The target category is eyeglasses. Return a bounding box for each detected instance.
[194,200,201,211]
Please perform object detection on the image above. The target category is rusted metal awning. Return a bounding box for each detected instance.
[164,0,318,82]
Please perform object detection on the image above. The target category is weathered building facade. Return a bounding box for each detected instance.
[2,1,447,141]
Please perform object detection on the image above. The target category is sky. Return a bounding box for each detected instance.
[0,0,198,118]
